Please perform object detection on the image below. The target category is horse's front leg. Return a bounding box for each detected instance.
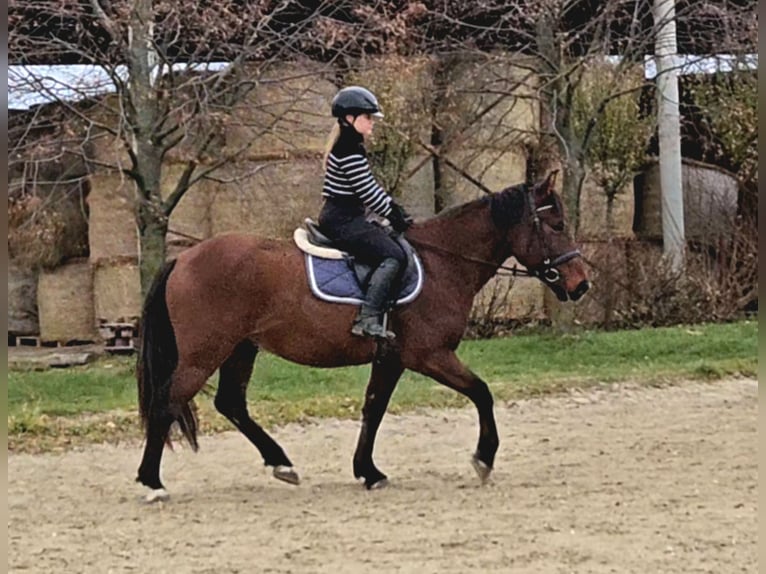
[353,346,404,489]
[413,349,499,483]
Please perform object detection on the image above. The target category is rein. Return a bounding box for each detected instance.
[406,236,580,278]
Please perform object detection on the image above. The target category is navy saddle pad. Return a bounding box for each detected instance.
[305,253,424,305]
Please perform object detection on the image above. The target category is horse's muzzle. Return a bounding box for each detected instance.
[568,279,590,302]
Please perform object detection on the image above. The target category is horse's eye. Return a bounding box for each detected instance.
[551,222,565,232]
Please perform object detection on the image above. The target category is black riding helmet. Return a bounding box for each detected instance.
[331,86,384,119]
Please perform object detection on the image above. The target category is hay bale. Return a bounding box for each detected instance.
[440,147,528,208]
[225,62,338,157]
[349,56,436,215]
[209,159,325,238]
[436,53,539,208]
[634,159,739,243]
[9,264,39,335]
[399,154,436,219]
[37,259,97,342]
[439,53,539,147]
[85,96,134,168]
[9,177,90,270]
[88,173,138,261]
[167,241,195,260]
[162,164,212,243]
[507,276,547,320]
[93,260,142,324]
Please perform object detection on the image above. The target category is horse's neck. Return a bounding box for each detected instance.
[414,202,506,295]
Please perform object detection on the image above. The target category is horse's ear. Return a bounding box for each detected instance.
[538,170,558,197]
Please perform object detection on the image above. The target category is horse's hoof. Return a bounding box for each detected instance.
[471,454,492,484]
[273,465,300,485]
[144,488,170,504]
[367,477,388,490]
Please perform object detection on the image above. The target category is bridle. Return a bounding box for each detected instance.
[523,189,582,286]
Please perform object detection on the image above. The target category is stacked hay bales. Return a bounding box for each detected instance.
[208,159,324,238]
[92,258,143,324]
[350,56,437,218]
[212,62,337,238]
[87,172,138,260]
[434,53,542,322]
[88,165,213,325]
[225,62,337,160]
[37,259,97,343]
[15,56,576,337]
[473,258,547,326]
[9,144,90,271]
[87,171,141,328]
[437,53,538,208]
[163,163,213,248]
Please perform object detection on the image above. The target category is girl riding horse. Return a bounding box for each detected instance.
[318,86,414,340]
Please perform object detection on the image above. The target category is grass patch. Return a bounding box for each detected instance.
[8,320,757,451]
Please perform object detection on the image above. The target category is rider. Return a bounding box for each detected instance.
[318,86,413,340]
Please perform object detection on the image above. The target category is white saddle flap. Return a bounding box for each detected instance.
[293,228,345,260]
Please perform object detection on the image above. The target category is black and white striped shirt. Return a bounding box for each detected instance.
[322,128,393,218]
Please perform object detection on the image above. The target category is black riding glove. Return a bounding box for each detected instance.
[388,202,414,233]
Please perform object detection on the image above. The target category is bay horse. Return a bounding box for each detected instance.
[136,171,589,502]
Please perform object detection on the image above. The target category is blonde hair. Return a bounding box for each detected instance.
[323,123,341,170]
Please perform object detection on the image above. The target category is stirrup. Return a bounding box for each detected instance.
[351,314,395,340]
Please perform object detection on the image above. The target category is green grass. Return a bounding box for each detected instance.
[9,360,138,417]
[8,320,757,447]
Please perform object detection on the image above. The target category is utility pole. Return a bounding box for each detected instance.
[653,0,685,272]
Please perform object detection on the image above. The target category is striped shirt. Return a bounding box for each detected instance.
[322,132,393,218]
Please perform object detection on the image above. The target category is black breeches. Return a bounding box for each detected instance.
[318,206,406,267]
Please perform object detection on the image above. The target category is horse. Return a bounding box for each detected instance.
[136,171,590,502]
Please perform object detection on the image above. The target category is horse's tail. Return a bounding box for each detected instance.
[136,259,199,451]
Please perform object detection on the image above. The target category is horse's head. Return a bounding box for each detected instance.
[493,171,590,302]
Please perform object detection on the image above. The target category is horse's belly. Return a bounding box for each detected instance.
[257,333,375,368]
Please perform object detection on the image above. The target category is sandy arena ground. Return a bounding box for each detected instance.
[9,378,757,574]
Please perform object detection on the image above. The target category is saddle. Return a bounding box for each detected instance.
[293,219,423,306]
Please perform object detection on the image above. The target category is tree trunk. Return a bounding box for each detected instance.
[562,154,585,235]
[128,0,167,298]
[138,202,168,296]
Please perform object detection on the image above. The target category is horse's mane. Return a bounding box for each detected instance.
[420,184,527,229]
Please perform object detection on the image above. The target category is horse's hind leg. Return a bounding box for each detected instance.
[214,340,299,485]
[136,366,207,502]
[136,409,174,500]
[352,347,404,489]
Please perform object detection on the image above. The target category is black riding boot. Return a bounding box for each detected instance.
[351,257,402,340]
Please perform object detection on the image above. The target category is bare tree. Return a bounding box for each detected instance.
[8,0,385,293]
[9,0,756,315]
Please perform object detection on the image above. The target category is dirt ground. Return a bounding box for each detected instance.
[9,378,757,574]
